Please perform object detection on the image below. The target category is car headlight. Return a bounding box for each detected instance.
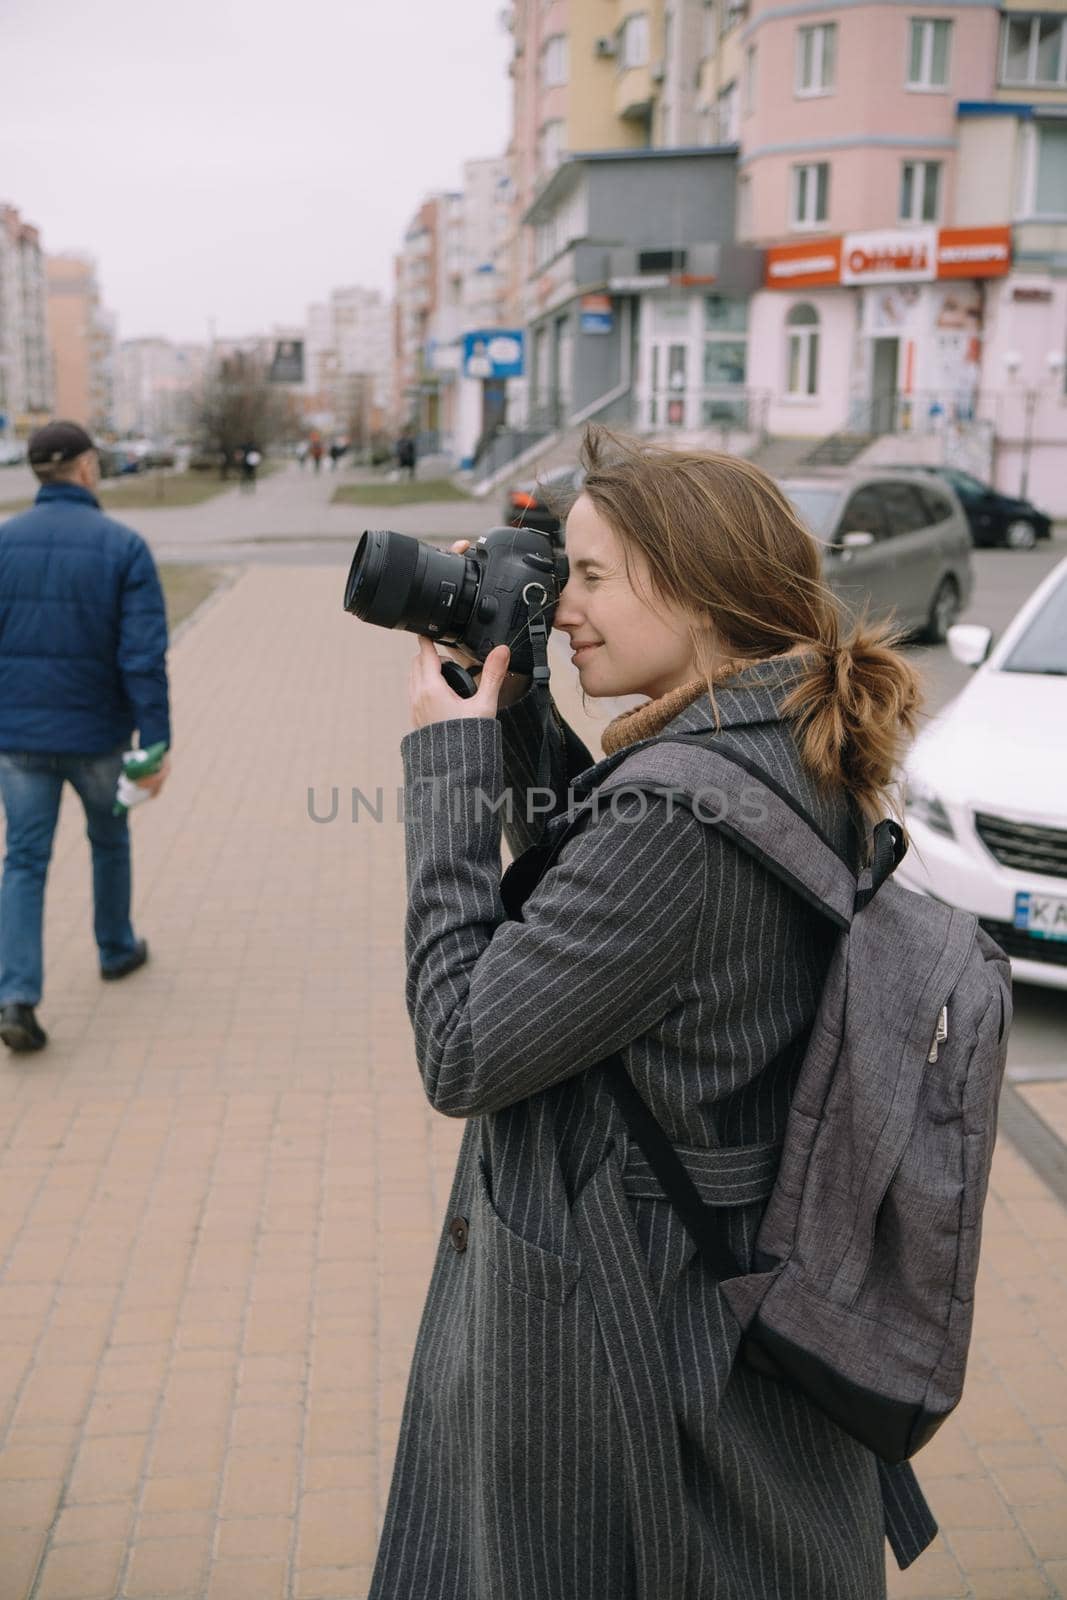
[904,775,955,838]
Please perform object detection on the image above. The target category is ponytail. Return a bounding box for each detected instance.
[780,615,923,831]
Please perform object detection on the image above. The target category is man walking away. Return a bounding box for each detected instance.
[0,421,172,1054]
[396,427,417,483]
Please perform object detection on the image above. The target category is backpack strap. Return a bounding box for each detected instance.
[595,735,860,929]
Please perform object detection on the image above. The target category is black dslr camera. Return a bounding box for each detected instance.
[343,526,569,693]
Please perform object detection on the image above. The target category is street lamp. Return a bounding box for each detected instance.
[1003,349,1063,502]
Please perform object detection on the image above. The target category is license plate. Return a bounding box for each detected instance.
[1014,891,1067,942]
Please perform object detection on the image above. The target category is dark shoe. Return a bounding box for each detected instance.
[0,1004,48,1052]
[101,938,149,981]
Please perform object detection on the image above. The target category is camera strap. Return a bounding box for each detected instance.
[523,585,555,801]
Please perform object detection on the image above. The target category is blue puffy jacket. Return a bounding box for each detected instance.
[0,482,171,754]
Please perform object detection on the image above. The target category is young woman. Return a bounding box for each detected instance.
[368,428,932,1600]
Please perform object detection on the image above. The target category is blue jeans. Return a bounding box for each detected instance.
[0,749,140,1005]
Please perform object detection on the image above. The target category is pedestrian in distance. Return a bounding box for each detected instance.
[239,442,262,492]
[395,426,416,482]
[296,439,309,471]
[0,421,171,1055]
[369,425,946,1599]
[328,439,345,472]
[309,437,324,474]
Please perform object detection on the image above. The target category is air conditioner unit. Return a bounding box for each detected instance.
[594,36,617,58]
[651,60,666,82]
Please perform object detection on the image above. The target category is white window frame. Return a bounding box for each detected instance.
[785,306,820,397]
[744,44,757,115]
[619,12,650,69]
[795,23,837,96]
[899,159,942,223]
[790,162,830,229]
[541,34,568,89]
[907,18,952,90]
[1000,15,1067,87]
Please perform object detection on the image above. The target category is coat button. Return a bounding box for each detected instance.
[449,1216,469,1253]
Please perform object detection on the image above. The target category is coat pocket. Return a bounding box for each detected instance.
[473,1158,581,1307]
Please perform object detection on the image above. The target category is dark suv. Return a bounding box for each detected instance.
[888,465,1051,550]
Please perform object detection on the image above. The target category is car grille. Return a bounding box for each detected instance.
[974,813,1067,879]
[980,920,1067,969]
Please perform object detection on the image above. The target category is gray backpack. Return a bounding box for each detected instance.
[571,734,1013,1467]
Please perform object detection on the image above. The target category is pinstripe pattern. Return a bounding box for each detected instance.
[369,659,903,1599]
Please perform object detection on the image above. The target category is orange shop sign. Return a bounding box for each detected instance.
[765,226,1011,289]
[765,238,842,289]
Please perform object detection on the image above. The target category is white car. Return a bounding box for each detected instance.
[898,554,1067,990]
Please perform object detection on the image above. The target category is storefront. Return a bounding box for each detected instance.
[634,289,751,432]
[751,225,1013,440]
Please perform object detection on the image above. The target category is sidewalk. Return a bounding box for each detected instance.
[101,461,481,564]
[0,565,1064,1600]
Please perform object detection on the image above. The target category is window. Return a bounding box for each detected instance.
[1001,15,1067,86]
[796,24,836,94]
[839,486,888,540]
[877,481,930,537]
[1034,123,1067,217]
[786,303,819,395]
[918,485,954,523]
[537,119,565,176]
[737,174,752,238]
[907,19,952,88]
[717,80,739,143]
[704,295,748,333]
[702,0,717,58]
[541,34,568,88]
[744,44,757,115]
[791,163,830,227]
[619,12,650,68]
[900,160,942,222]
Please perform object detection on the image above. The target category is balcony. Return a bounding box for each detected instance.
[614,64,654,121]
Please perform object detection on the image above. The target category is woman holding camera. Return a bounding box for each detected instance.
[369,429,933,1600]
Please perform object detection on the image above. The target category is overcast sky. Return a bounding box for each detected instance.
[3,0,511,344]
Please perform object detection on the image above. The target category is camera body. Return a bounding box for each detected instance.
[343,525,568,676]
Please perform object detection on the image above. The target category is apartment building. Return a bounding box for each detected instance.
[305,286,392,439]
[0,204,52,433]
[114,338,207,439]
[45,254,116,433]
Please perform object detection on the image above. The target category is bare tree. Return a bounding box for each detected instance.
[191,352,296,478]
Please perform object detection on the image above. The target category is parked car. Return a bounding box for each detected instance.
[887,465,1051,550]
[96,444,142,477]
[897,555,1067,990]
[502,465,584,543]
[0,440,26,467]
[780,469,974,642]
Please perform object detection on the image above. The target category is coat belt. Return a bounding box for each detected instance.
[620,1136,783,1209]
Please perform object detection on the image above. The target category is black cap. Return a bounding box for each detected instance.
[28,420,95,467]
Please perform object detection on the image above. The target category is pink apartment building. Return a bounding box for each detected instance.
[489,0,1066,510]
[737,1,1066,510]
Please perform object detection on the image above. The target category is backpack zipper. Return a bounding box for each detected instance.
[927,1005,949,1064]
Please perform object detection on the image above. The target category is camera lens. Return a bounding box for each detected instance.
[343,530,479,640]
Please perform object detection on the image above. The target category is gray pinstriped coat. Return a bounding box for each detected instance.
[368,657,936,1600]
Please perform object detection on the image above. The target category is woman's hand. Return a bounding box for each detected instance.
[438,539,532,710]
[410,636,512,730]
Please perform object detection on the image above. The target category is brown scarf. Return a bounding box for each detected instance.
[601,677,709,756]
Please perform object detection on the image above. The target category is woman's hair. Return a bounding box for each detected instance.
[573,426,923,830]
